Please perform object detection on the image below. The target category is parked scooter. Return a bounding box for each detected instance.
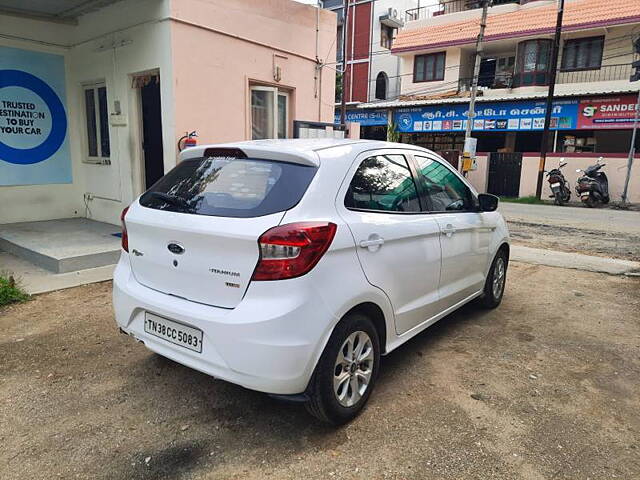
[575,157,609,208]
[545,158,571,205]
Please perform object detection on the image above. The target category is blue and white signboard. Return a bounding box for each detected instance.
[394,99,579,133]
[0,47,71,186]
[334,109,388,126]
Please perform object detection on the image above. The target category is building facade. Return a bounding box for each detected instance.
[0,0,336,226]
[355,0,640,201]
[323,0,417,104]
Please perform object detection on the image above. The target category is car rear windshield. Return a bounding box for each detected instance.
[139,155,317,218]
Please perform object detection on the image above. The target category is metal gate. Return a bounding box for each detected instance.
[487,152,523,197]
[293,121,347,139]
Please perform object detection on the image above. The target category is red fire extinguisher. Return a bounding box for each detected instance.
[178,131,198,151]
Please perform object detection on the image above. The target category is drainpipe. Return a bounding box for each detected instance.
[316,0,322,121]
[367,2,373,101]
[340,0,350,124]
[349,2,355,103]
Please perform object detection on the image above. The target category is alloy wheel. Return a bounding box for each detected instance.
[333,331,374,407]
[492,257,506,299]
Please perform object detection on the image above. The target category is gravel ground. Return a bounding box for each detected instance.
[1,263,639,480]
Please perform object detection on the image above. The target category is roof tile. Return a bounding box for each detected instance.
[393,0,640,52]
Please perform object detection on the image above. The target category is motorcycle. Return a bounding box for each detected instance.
[575,157,609,208]
[545,158,571,205]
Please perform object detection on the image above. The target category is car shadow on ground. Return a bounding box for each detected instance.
[111,301,491,478]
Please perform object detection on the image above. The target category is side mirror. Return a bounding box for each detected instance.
[559,162,567,168]
[478,193,499,212]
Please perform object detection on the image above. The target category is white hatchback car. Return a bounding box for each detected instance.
[113,139,509,424]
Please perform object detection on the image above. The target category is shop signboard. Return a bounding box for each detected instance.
[334,109,388,126]
[394,99,579,133]
[0,46,71,186]
[577,95,639,129]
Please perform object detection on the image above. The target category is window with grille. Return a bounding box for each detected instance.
[561,36,604,71]
[413,52,446,82]
[514,39,552,86]
[250,86,289,140]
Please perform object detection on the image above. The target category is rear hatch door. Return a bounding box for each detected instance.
[126,150,317,308]
[126,207,283,308]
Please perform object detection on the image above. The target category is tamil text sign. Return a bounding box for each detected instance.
[394,99,579,133]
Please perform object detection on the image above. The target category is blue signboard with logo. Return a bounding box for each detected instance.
[334,109,388,126]
[0,47,71,186]
[394,99,579,133]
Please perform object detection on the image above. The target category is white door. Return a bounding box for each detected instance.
[338,151,442,335]
[412,154,494,308]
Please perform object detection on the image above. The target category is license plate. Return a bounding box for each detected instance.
[144,312,203,353]
[550,182,561,188]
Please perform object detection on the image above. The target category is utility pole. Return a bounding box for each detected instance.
[622,38,640,204]
[463,0,491,176]
[340,0,349,125]
[535,0,565,199]
[622,90,640,204]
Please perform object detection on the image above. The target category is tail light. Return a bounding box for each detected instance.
[120,206,129,252]
[252,222,337,281]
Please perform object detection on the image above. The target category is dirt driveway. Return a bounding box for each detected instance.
[1,263,639,480]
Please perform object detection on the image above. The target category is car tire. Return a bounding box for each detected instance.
[478,249,508,309]
[306,313,380,425]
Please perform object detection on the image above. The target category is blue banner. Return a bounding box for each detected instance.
[0,47,71,186]
[394,99,579,133]
[334,109,388,126]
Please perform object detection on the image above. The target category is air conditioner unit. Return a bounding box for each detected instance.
[381,8,403,28]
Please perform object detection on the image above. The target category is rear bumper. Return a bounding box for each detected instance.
[112,254,338,395]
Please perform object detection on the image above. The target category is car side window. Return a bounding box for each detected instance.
[345,154,421,213]
[414,155,474,212]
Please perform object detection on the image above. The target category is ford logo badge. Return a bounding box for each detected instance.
[167,242,185,255]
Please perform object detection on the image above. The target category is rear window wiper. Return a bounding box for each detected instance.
[145,191,188,208]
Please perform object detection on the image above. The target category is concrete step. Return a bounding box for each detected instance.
[0,218,122,274]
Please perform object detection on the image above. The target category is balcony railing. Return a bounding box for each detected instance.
[556,63,632,84]
[406,0,519,21]
[457,63,633,91]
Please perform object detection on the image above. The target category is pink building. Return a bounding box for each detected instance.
[0,0,337,226]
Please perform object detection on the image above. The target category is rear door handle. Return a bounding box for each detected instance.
[359,236,385,249]
[441,224,456,237]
